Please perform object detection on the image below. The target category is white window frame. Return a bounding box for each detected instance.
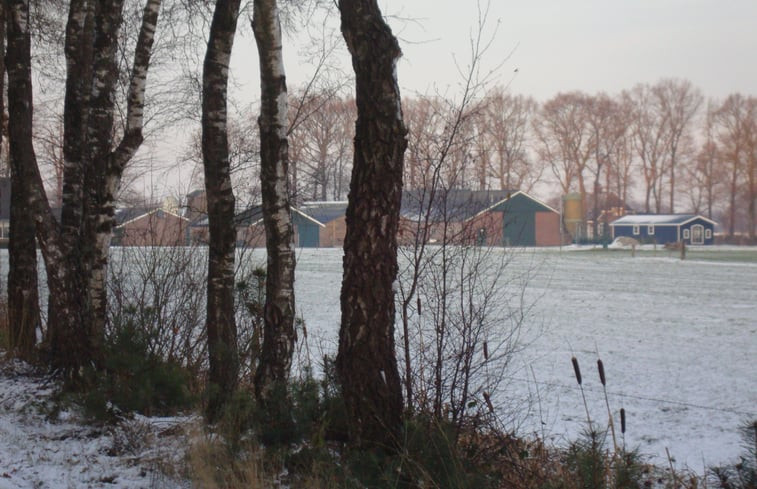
[632,225,640,235]
[647,225,655,235]
[705,229,712,239]
[683,228,690,239]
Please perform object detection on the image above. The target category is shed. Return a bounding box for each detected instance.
[609,214,716,245]
[298,202,347,248]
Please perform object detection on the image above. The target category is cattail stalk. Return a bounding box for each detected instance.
[571,356,593,432]
[598,359,618,453]
[620,407,626,451]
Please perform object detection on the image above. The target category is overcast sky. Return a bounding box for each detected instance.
[389,0,757,100]
[242,0,757,102]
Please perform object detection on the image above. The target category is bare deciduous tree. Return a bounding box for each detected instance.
[653,78,703,213]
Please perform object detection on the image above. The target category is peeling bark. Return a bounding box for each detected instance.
[252,0,296,403]
[336,0,407,451]
[202,0,241,422]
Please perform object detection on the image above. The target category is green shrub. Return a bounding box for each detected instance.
[82,320,195,421]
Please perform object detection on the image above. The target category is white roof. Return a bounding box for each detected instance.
[610,214,716,226]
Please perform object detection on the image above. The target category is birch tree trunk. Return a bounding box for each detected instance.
[86,0,161,347]
[202,0,241,422]
[252,0,297,402]
[336,0,407,451]
[6,0,161,378]
[4,0,40,360]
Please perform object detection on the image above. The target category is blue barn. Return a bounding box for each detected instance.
[610,214,716,245]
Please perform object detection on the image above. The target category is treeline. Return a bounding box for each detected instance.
[246,82,754,238]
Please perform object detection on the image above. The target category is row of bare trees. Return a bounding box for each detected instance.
[256,81,755,238]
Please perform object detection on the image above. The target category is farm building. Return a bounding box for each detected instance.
[113,205,190,246]
[399,189,510,245]
[297,202,347,248]
[466,191,562,246]
[399,189,562,247]
[609,214,716,245]
[190,205,322,248]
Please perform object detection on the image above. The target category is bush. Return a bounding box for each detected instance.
[82,316,195,421]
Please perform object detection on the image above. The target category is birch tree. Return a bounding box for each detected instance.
[251,0,297,404]
[5,0,41,360]
[5,0,161,376]
[201,0,241,422]
[336,0,406,451]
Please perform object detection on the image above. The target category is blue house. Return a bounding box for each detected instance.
[610,214,717,245]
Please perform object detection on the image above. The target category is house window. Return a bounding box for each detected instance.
[598,223,604,236]
[632,225,640,235]
[683,229,690,239]
[705,229,712,239]
[647,225,654,235]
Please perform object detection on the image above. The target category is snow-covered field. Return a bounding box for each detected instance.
[295,246,757,469]
[0,246,755,487]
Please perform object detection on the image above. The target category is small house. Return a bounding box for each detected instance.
[609,214,716,245]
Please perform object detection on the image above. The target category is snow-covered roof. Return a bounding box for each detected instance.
[610,214,716,226]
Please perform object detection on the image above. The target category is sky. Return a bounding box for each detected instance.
[148,0,757,198]
[384,0,757,100]
[235,0,757,102]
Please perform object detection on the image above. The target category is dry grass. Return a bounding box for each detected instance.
[185,429,267,489]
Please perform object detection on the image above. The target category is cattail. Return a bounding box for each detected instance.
[483,341,489,360]
[417,297,422,315]
[597,359,606,386]
[571,356,582,385]
[620,408,626,434]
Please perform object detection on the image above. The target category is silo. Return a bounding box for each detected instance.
[562,193,584,242]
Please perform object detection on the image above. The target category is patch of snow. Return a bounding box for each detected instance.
[0,359,193,488]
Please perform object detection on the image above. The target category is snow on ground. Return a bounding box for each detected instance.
[295,246,757,470]
[0,246,753,486]
[0,359,191,489]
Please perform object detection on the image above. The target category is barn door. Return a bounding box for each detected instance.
[691,224,704,245]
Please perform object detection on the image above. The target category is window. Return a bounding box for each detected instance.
[598,223,604,236]
[705,229,712,239]
[648,225,655,235]
[632,225,640,235]
[683,229,690,239]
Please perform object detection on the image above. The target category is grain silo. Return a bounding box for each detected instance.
[562,193,584,242]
